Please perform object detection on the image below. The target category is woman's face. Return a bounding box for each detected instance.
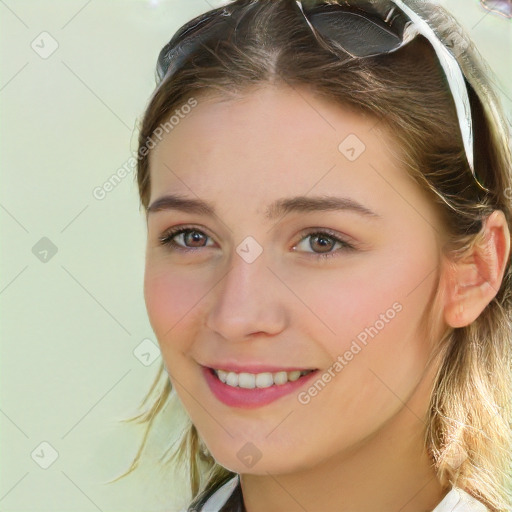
[144,84,448,474]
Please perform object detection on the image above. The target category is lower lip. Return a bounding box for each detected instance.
[202,366,319,409]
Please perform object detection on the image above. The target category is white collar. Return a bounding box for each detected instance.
[199,475,240,511]
[432,487,488,512]
[197,476,488,512]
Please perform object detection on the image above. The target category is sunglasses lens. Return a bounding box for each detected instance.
[157,9,232,80]
[309,9,403,56]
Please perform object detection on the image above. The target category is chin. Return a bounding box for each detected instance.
[205,434,317,476]
[213,454,300,476]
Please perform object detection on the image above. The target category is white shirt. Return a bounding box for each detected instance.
[196,475,489,512]
[433,486,489,512]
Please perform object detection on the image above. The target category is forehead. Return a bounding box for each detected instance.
[147,84,419,216]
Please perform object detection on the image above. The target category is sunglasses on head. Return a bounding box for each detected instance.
[156,0,486,191]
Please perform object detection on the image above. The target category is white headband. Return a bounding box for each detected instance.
[296,0,483,189]
[390,0,475,180]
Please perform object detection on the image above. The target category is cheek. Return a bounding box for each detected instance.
[143,261,208,347]
[282,253,437,440]
[287,245,437,362]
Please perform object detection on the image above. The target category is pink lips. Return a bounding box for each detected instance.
[202,366,319,409]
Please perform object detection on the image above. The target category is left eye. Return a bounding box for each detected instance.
[293,230,356,259]
[158,227,356,260]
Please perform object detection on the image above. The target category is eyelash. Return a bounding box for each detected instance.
[158,225,356,261]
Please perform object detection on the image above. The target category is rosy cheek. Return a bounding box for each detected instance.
[291,266,389,341]
[144,271,184,335]
[143,265,211,345]
[294,253,429,363]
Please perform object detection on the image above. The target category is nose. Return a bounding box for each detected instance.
[205,249,288,341]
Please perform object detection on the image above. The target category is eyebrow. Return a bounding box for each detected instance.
[147,194,381,221]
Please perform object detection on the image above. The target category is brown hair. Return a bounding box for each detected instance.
[113,1,512,510]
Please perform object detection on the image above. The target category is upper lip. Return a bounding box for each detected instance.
[202,362,317,373]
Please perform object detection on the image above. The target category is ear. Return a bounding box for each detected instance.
[442,210,511,328]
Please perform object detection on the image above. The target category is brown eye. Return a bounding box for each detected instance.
[309,234,336,253]
[159,227,214,250]
[183,230,208,247]
[294,229,356,261]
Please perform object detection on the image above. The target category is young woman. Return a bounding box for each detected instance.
[115,1,512,510]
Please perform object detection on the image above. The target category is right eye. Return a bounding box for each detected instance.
[158,226,215,252]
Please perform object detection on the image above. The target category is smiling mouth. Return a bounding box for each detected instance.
[210,368,316,389]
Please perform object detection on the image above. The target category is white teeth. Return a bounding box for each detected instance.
[288,370,301,382]
[238,373,256,389]
[214,369,313,389]
[217,369,228,383]
[273,371,288,385]
[255,372,273,388]
[226,372,239,387]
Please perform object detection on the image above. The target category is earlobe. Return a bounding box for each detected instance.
[443,210,511,329]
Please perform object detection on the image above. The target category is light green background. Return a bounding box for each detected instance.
[1,1,510,511]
